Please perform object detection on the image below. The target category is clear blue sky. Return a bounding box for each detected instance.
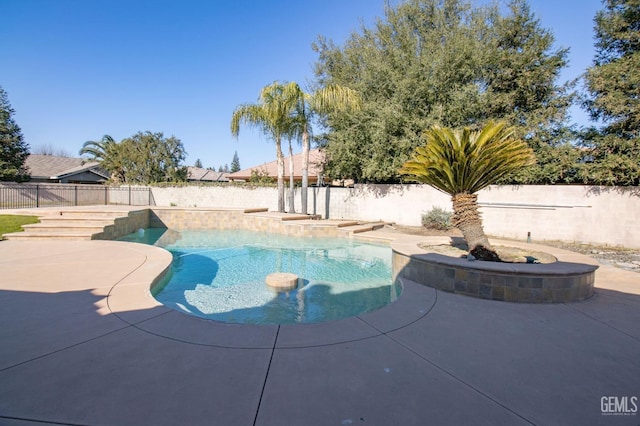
[1,0,602,171]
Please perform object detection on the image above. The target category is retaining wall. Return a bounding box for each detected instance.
[150,184,640,248]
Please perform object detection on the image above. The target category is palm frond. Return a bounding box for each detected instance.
[400,121,535,195]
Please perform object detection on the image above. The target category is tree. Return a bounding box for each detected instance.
[400,121,534,260]
[33,143,71,157]
[484,0,576,184]
[231,81,300,212]
[582,0,640,185]
[119,132,187,183]
[194,158,203,168]
[313,0,573,183]
[80,132,187,184]
[230,151,240,173]
[287,82,361,214]
[80,135,126,183]
[0,86,29,182]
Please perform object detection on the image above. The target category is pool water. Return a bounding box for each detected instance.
[120,228,401,325]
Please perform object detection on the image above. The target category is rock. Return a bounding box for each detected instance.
[466,254,476,261]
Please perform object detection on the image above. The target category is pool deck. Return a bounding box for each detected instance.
[1,233,639,424]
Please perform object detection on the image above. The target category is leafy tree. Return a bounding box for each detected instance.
[484,0,576,183]
[286,82,361,214]
[81,132,187,184]
[314,0,573,183]
[400,121,534,260]
[194,158,203,168]
[119,132,187,183]
[80,135,126,183]
[230,151,241,173]
[582,0,640,185]
[0,86,29,182]
[231,81,300,212]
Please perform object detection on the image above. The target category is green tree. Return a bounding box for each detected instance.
[484,0,576,184]
[231,81,300,212]
[230,151,240,173]
[400,121,534,260]
[0,86,30,182]
[582,0,640,185]
[80,135,126,183]
[286,82,361,214]
[119,131,187,183]
[194,158,203,168]
[314,0,573,183]
[81,132,187,184]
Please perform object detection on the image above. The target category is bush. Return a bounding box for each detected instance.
[422,207,453,230]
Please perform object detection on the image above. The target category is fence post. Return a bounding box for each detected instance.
[36,185,40,208]
[128,186,132,205]
[74,185,78,206]
[104,186,108,205]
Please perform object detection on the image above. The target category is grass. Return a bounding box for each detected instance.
[0,215,39,239]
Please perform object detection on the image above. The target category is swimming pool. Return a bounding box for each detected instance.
[121,228,401,324]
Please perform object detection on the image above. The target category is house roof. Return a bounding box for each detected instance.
[187,167,229,182]
[25,155,109,180]
[227,149,325,181]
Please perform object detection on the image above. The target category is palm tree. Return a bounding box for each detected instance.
[231,82,299,213]
[400,121,535,260]
[79,135,126,183]
[287,83,361,214]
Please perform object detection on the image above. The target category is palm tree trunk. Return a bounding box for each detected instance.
[288,141,295,213]
[301,129,309,215]
[276,139,285,213]
[451,193,500,261]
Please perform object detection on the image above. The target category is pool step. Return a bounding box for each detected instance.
[339,221,389,234]
[3,230,98,241]
[2,210,132,241]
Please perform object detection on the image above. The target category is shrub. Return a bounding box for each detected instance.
[422,207,453,230]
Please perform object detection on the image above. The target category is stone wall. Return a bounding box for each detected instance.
[150,184,640,248]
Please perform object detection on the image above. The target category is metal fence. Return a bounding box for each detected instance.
[0,183,155,209]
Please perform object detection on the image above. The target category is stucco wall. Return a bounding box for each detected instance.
[150,184,640,248]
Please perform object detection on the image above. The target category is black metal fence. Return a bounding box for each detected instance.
[0,184,155,209]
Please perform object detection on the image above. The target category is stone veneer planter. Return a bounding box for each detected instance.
[391,237,599,303]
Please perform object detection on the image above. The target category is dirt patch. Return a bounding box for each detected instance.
[417,242,556,264]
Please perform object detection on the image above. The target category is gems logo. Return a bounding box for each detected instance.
[601,396,638,416]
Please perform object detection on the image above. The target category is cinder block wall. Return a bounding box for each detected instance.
[150,185,640,248]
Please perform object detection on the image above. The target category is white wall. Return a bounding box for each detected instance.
[150,184,640,248]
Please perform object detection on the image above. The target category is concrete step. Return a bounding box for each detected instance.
[53,210,131,219]
[21,223,108,233]
[3,230,96,241]
[338,221,389,234]
[37,217,115,226]
[280,214,322,221]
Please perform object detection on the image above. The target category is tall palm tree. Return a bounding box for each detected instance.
[400,121,535,260]
[287,83,361,214]
[231,82,299,213]
[79,135,126,183]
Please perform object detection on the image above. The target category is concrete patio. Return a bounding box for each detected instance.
[0,236,638,425]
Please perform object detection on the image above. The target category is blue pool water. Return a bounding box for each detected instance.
[120,228,400,324]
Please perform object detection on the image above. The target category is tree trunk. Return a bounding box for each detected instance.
[288,141,295,213]
[301,128,309,214]
[276,140,285,213]
[451,193,500,261]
